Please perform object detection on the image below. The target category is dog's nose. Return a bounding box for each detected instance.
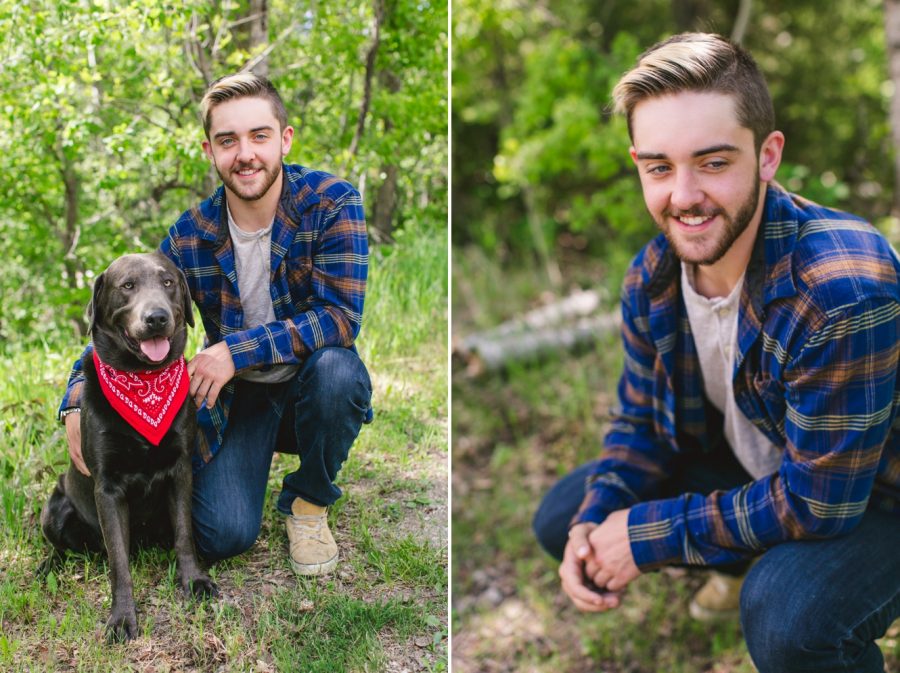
[143,309,169,331]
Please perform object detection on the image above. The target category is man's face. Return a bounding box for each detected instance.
[629,92,772,267]
[202,96,293,202]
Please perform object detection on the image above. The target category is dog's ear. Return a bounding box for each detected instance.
[178,267,195,328]
[86,272,105,335]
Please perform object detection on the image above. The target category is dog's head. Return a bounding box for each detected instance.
[88,252,194,370]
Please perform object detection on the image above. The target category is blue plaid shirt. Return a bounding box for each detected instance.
[573,185,900,570]
[60,164,369,470]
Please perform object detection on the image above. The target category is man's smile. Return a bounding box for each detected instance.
[677,214,712,227]
[666,209,723,233]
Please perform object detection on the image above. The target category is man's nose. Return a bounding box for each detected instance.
[236,139,255,162]
[669,170,703,211]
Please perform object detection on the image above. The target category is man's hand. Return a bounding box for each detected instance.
[65,412,90,476]
[559,522,623,612]
[584,509,641,592]
[188,341,236,409]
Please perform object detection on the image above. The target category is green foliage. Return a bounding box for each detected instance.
[0,223,447,671]
[0,3,448,669]
[0,0,447,350]
[452,0,894,281]
[450,259,900,672]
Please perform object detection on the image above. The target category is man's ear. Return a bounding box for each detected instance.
[87,272,105,335]
[281,125,294,157]
[759,131,785,183]
[629,146,638,165]
[202,139,214,161]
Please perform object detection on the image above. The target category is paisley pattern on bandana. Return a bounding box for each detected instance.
[92,350,190,446]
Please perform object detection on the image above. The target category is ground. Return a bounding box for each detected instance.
[0,341,448,673]
[450,247,900,673]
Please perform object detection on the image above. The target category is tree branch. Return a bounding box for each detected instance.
[348,0,385,159]
[242,21,298,75]
[731,0,753,44]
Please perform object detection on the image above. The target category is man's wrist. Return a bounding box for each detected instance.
[570,506,606,529]
[60,407,81,419]
[627,499,685,570]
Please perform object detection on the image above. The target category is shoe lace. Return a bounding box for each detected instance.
[288,514,327,542]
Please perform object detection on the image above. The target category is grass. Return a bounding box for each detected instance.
[0,226,448,672]
[450,244,900,673]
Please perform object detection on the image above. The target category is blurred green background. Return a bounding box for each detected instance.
[451,1,900,671]
[0,1,449,670]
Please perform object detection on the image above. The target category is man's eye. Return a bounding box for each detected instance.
[221,138,235,147]
[705,160,727,169]
[255,133,268,141]
[647,165,670,175]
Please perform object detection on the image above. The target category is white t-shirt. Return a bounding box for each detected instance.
[227,205,299,384]
[681,262,782,479]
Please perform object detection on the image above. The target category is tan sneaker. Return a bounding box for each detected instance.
[286,497,338,576]
[688,571,744,621]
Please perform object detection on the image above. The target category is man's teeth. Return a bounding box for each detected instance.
[678,215,708,226]
[238,169,258,175]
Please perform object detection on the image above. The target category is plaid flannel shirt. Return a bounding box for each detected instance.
[573,185,900,571]
[60,164,369,470]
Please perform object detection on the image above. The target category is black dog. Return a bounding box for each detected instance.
[41,252,217,642]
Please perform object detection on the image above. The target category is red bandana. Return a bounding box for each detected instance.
[92,350,190,446]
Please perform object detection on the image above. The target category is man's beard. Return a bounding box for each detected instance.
[659,176,761,266]
[215,160,282,202]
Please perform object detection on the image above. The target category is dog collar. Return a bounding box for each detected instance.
[92,350,190,446]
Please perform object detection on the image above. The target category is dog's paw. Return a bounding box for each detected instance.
[36,551,62,579]
[181,574,219,600]
[105,607,138,643]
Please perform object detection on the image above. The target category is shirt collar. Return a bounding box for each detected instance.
[192,164,322,244]
[646,183,799,308]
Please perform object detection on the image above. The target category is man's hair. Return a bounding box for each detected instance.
[612,33,774,151]
[199,72,288,138]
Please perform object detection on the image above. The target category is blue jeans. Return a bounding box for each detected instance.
[533,455,900,672]
[191,347,372,562]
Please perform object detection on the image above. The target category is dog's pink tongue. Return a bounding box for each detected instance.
[140,337,170,362]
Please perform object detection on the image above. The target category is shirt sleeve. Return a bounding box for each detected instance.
[571,296,679,527]
[222,187,368,371]
[626,297,900,570]
[58,343,93,420]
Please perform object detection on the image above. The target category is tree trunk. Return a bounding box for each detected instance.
[220,1,271,75]
[731,0,752,44]
[248,0,269,77]
[349,0,385,159]
[372,164,399,241]
[60,154,88,336]
[371,67,401,241]
[671,0,704,32]
[885,0,900,215]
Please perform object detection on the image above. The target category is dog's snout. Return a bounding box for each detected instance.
[143,309,170,331]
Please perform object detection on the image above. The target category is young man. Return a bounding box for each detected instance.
[533,33,900,672]
[59,73,373,576]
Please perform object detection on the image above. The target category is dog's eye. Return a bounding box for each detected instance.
[122,281,134,290]
[163,279,173,287]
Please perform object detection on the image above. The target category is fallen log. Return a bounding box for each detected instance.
[454,290,621,376]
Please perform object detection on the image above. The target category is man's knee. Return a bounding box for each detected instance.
[740,556,884,673]
[532,461,602,563]
[740,566,819,672]
[299,348,371,412]
[194,516,260,563]
[532,497,567,562]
